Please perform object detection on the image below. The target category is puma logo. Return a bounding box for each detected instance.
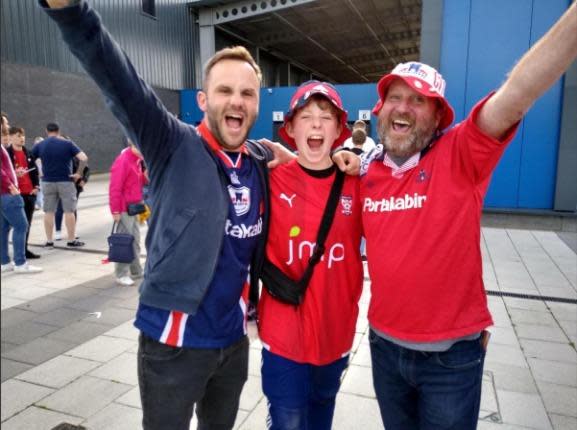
[280,193,296,208]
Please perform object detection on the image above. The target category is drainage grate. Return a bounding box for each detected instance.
[51,424,87,430]
[486,290,577,304]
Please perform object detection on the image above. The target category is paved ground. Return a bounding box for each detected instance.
[1,175,576,430]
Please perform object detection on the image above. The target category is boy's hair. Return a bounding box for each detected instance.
[352,120,367,131]
[352,128,367,145]
[203,46,262,91]
[295,94,341,120]
[46,122,60,132]
[8,126,24,136]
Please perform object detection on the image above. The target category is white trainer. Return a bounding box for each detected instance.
[116,276,135,286]
[14,263,43,274]
[54,231,62,241]
[1,262,14,273]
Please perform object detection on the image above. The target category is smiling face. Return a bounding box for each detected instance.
[197,59,260,152]
[377,79,441,158]
[285,96,341,170]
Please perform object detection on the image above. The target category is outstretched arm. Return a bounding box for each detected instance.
[477,2,577,140]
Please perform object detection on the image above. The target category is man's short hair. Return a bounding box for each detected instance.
[46,122,60,132]
[352,120,367,130]
[8,126,24,136]
[202,46,262,91]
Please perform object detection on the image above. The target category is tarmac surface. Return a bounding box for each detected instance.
[1,175,576,430]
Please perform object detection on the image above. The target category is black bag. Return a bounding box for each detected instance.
[261,169,345,305]
[107,222,135,263]
[127,202,146,216]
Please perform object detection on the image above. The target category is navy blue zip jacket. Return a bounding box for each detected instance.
[40,0,270,315]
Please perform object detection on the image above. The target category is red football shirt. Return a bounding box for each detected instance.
[362,94,518,342]
[12,150,34,195]
[258,160,364,365]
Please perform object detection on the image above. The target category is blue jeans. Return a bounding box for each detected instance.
[261,349,349,430]
[1,194,28,266]
[369,329,486,430]
[137,334,248,430]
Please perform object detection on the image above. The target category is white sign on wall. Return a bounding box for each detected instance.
[358,110,371,121]
[273,111,284,122]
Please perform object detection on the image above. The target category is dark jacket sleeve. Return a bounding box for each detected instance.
[39,0,185,178]
[25,148,40,187]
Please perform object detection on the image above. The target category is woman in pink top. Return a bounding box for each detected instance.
[109,140,147,286]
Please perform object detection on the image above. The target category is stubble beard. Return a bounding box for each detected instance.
[206,104,253,152]
[379,118,437,158]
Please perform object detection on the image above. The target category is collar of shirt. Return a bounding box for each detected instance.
[196,120,248,156]
[383,151,421,178]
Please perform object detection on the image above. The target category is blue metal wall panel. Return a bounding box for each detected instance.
[441,0,568,209]
[517,1,567,208]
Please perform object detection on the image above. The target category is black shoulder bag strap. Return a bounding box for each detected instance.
[298,168,345,287]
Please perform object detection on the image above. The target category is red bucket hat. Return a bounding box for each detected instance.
[372,62,455,131]
[279,80,351,149]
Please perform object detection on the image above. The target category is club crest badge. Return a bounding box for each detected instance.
[340,195,353,215]
[228,185,251,216]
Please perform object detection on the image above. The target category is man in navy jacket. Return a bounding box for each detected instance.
[41,1,275,429]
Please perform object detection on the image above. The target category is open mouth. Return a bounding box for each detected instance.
[391,119,411,133]
[225,113,244,130]
[307,135,324,150]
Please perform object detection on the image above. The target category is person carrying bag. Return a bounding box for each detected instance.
[107,221,135,264]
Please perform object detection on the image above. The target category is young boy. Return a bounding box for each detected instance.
[257,81,364,430]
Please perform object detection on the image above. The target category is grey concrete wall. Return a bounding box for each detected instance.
[1,62,180,173]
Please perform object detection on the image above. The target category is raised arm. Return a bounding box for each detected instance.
[477,2,577,139]
[40,0,182,168]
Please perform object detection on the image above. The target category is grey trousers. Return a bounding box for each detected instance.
[114,212,142,278]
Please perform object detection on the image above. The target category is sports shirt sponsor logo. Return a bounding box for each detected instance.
[363,193,427,213]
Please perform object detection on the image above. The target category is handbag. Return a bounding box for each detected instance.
[107,222,135,263]
[261,169,345,305]
[127,202,146,216]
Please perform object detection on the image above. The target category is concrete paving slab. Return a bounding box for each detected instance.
[1,359,33,383]
[81,402,141,430]
[0,379,54,422]
[340,364,376,398]
[37,375,132,419]
[333,392,382,430]
[1,337,76,366]
[484,362,538,394]
[16,355,100,389]
[1,320,60,345]
[536,381,577,417]
[509,309,559,327]
[350,341,372,367]
[485,343,528,368]
[1,406,84,430]
[236,398,268,430]
[45,321,112,344]
[1,308,37,329]
[519,339,577,364]
[1,297,26,310]
[239,375,263,411]
[88,352,137,385]
[490,326,521,347]
[80,306,135,326]
[14,296,71,314]
[528,358,577,387]
[103,320,139,341]
[497,390,552,430]
[503,297,549,312]
[550,413,577,430]
[547,303,577,322]
[32,307,89,328]
[515,323,570,343]
[66,335,136,363]
[115,386,141,409]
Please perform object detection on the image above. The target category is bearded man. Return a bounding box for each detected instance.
[349,4,577,430]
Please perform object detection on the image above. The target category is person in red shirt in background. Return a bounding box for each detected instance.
[333,4,577,430]
[257,81,363,430]
[7,127,41,259]
[108,139,147,286]
[1,112,42,274]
